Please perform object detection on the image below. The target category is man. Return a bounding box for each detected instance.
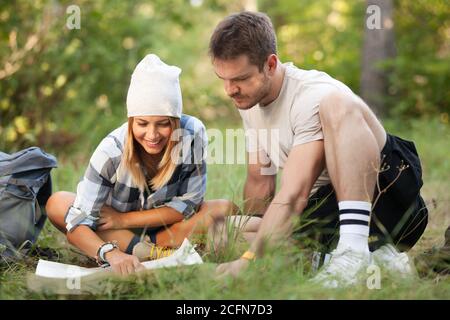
[209,11,428,287]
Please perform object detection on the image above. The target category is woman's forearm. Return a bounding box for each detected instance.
[66,225,106,258]
[122,206,184,229]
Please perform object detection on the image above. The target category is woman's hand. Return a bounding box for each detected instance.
[104,249,145,276]
[97,206,126,231]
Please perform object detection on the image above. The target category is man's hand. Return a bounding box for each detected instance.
[216,258,250,278]
[97,206,125,230]
[104,249,145,276]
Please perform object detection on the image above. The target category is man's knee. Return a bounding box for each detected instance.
[319,92,364,130]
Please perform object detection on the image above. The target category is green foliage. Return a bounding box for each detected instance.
[262,0,365,91]
[1,0,449,154]
[386,0,450,118]
[262,0,450,119]
[0,0,234,153]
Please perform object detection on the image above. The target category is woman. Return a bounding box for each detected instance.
[46,54,260,275]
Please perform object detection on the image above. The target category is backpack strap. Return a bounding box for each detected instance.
[7,176,49,189]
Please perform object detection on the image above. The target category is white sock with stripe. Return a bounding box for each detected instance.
[336,201,371,253]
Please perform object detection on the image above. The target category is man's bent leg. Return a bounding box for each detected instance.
[319,92,385,202]
[319,93,385,252]
[310,92,387,287]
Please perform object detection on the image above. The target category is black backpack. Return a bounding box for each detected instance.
[0,147,57,261]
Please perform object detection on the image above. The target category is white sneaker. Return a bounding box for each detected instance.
[311,247,371,288]
[371,244,417,278]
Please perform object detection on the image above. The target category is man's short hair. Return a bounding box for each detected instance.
[209,11,277,71]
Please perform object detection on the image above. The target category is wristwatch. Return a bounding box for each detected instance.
[96,241,119,266]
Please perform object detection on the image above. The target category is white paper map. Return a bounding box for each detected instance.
[35,238,203,279]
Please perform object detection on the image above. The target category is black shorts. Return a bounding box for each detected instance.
[295,133,429,252]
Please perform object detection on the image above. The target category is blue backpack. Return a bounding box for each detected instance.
[0,147,57,261]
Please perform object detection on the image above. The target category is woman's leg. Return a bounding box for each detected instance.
[155,199,235,247]
[47,194,262,251]
[45,191,75,234]
[45,191,136,252]
[225,215,262,242]
[206,214,262,253]
[156,199,262,248]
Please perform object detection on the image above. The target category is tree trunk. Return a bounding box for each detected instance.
[360,0,396,117]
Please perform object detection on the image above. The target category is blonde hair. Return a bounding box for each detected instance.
[120,117,181,191]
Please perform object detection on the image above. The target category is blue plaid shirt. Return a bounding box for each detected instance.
[65,114,207,232]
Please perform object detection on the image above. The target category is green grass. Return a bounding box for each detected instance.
[1,117,449,299]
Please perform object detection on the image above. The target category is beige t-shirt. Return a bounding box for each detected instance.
[239,62,354,196]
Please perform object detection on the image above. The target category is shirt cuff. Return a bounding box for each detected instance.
[164,198,197,219]
[292,133,324,147]
[65,206,98,232]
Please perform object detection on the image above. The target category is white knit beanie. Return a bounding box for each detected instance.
[126,54,182,118]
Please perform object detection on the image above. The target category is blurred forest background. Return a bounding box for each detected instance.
[1,0,449,155]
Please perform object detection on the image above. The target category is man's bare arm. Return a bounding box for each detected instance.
[248,140,325,256]
[216,140,326,277]
[243,150,276,215]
